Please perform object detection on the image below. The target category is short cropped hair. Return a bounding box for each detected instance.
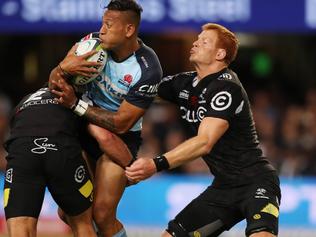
[106,0,143,27]
[202,23,239,65]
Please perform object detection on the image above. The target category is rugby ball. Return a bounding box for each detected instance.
[72,38,107,85]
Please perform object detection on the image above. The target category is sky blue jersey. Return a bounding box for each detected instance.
[82,33,163,132]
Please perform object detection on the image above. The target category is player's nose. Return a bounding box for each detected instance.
[192,40,198,48]
[99,25,107,36]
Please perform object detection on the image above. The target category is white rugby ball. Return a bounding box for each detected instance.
[72,38,107,85]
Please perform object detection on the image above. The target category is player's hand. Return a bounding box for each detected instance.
[50,75,78,109]
[125,158,157,182]
[59,44,102,77]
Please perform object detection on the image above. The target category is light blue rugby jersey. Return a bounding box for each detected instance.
[83,34,162,132]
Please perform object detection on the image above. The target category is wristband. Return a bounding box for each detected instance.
[70,98,79,110]
[153,155,170,172]
[73,99,89,116]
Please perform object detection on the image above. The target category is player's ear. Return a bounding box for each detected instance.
[126,24,136,38]
[216,49,226,61]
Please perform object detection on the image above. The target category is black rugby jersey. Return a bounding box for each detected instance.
[158,68,275,187]
[8,87,80,141]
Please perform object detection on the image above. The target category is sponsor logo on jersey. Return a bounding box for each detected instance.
[96,75,127,99]
[210,91,232,111]
[124,74,133,84]
[75,165,86,183]
[179,90,189,100]
[136,83,160,97]
[5,168,13,183]
[19,88,57,111]
[254,188,269,199]
[218,73,233,80]
[141,56,149,68]
[180,106,206,123]
[118,74,133,87]
[31,138,58,154]
[192,77,199,87]
[198,88,207,104]
[19,99,58,111]
[235,100,244,114]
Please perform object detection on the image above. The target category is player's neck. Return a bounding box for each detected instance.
[195,62,227,80]
[111,38,140,62]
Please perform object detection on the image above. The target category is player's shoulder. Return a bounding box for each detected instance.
[213,68,242,89]
[135,39,162,71]
[163,71,197,83]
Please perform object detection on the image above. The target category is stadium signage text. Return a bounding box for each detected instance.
[0,0,315,32]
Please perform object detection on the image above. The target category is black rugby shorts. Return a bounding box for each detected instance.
[80,128,142,161]
[3,136,93,219]
[168,173,281,237]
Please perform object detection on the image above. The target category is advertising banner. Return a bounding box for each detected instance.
[1,174,316,231]
[1,0,316,33]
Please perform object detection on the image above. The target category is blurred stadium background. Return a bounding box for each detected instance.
[1,0,316,236]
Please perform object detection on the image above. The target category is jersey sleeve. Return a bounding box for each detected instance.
[125,66,162,109]
[157,74,179,103]
[205,81,244,122]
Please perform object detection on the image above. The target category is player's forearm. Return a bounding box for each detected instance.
[164,135,212,169]
[84,106,128,134]
[84,106,117,133]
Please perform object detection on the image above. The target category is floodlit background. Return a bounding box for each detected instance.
[1,0,316,236]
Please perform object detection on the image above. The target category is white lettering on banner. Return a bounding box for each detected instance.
[282,184,316,224]
[21,0,103,22]
[169,0,250,22]
[138,0,165,22]
[1,1,19,16]
[306,0,316,28]
[19,0,250,24]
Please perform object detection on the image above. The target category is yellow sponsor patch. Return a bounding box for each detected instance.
[253,214,261,220]
[3,188,10,208]
[193,231,201,237]
[260,203,279,218]
[79,180,93,198]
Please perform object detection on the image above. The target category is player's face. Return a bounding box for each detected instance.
[99,10,129,50]
[189,30,221,65]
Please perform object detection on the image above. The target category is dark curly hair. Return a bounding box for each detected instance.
[106,0,143,26]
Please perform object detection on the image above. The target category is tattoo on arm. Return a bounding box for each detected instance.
[85,106,118,133]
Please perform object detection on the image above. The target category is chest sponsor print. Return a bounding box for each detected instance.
[180,106,207,123]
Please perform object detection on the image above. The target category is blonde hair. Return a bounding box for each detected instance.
[202,23,239,65]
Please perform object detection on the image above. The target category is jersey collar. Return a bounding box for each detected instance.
[194,67,228,88]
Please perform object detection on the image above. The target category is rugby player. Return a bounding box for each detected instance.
[126,23,281,237]
[3,82,96,237]
[49,0,163,236]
